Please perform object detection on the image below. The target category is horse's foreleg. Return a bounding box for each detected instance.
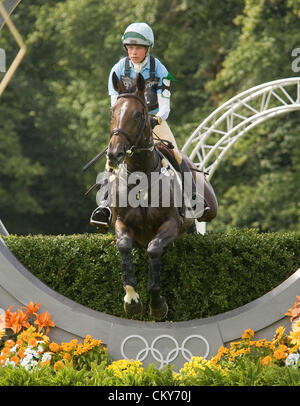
[115,219,142,317]
[147,217,178,319]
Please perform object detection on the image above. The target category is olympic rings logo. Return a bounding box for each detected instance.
[120,334,210,369]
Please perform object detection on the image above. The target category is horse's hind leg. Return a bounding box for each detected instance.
[115,219,142,317]
[147,217,178,319]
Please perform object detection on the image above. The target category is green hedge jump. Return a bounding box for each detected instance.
[4,228,300,322]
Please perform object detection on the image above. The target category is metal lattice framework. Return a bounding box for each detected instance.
[182,77,300,180]
[0,0,26,96]
[0,0,25,234]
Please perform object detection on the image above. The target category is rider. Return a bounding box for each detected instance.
[90,22,208,231]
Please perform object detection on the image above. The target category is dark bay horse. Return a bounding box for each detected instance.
[107,72,217,319]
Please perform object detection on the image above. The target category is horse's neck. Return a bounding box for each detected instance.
[125,127,158,173]
[125,149,158,174]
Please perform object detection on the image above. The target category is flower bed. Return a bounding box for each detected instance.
[0,297,300,386]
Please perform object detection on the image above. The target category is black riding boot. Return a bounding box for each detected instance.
[179,159,210,220]
[90,173,112,233]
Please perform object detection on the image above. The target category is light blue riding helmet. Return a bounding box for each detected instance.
[121,22,154,48]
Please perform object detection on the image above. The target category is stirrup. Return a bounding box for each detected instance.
[90,206,112,230]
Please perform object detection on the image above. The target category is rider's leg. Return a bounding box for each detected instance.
[153,120,182,165]
[179,159,210,221]
[153,121,210,220]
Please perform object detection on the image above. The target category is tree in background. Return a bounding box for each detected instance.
[206,0,300,232]
[0,0,299,235]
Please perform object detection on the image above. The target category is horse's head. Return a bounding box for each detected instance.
[107,72,151,169]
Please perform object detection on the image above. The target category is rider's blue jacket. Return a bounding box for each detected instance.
[108,55,170,115]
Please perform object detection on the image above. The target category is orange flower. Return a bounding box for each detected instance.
[0,355,6,365]
[285,296,300,322]
[28,338,38,347]
[23,301,41,316]
[16,339,23,347]
[18,348,25,358]
[10,356,20,365]
[34,311,55,334]
[5,307,30,334]
[1,347,10,356]
[40,359,50,367]
[5,308,19,334]
[261,356,273,366]
[63,352,71,362]
[49,342,61,352]
[54,360,65,370]
[4,339,15,348]
[273,349,287,360]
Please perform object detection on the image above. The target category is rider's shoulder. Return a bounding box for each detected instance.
[152,56,168,76]
[110,57,127,73]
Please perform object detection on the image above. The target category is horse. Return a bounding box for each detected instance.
[106,71,217,319]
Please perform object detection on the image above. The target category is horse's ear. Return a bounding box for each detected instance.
[136,73,145,96]
[112,71,125,94]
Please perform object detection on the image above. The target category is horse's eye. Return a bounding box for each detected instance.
[133,111,143,121]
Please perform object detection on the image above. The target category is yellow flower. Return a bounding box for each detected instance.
[0,328,5,341]
[288,330,300,345]
[288,344,300,354]
[106,359,143,378]
[241,329,254,339]
[32,332,50,343]
[292,319,300,332]
[272,326,285,344]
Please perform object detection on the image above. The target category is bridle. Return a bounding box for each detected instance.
[110,93,154,157]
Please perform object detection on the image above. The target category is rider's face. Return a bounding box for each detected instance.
[126,45,148,64]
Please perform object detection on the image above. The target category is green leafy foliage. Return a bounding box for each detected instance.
[1,357,300,386]
[4,229,300,321]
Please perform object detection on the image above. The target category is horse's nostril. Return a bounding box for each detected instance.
[107,150,124,164]
[116,152,124,160]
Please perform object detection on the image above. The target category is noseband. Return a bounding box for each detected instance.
[110,93,154,156]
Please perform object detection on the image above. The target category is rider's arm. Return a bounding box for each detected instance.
[156,92,170,121]
[154,59,172,123]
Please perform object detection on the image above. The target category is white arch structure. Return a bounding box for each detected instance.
[182,77,300,180]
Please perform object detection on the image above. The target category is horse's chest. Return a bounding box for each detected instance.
[124,207,169,234]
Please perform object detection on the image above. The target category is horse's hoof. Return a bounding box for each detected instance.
[149,296,168,320]
[123,285,143,317]
[124,300,143,317]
